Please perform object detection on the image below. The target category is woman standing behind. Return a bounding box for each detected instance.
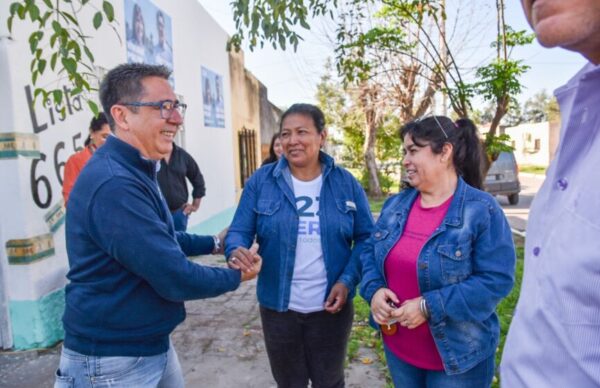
[226,104,373,388]
[261,133,283,166]
[62,113,111,204]
[361,116,515,387]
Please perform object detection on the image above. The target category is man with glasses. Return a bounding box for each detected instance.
[122,98,207,232]
[501,1,600,386]
[55,63,261,387]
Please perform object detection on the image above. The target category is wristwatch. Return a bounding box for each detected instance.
[212,235,221,254]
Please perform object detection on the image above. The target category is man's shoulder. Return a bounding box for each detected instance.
[556,62,600,94]
[80,152,139,191]
[174,145,197,162]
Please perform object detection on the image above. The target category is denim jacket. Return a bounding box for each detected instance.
[360,177,515,374]
[226,152,374,312]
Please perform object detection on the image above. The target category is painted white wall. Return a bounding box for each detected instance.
[504,122,551,166]
[166,0,237,226]
[0,0,237,304]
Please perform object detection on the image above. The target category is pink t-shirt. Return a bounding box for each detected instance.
[383,194,453,370]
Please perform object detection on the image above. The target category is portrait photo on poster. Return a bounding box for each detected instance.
[201,66,225,128]
[124,0,175,86]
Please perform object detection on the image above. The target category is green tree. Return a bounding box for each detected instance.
[522,90,559,123]
[229,0,533,179]
[502,97,524,127]
[6,0,119,115]
[316,62,401,194]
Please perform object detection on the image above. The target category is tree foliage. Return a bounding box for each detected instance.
[229,0,534,179]
[476,90,560,127]
[316,61,401,194]
[7,0,120,116]
[229,0,341,52]
[522,90,559,123]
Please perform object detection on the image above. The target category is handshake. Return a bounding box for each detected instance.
[227,243,262,282]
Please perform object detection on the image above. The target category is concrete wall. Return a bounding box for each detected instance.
[548,120,561,162]
[504,121,556,166]
[0,0,252,349]
[259,84,282,160]
[229,50,261,193]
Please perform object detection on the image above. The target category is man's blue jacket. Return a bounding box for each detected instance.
[63,135,240,357]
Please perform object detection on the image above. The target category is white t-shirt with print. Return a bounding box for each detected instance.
[288,174,328,313]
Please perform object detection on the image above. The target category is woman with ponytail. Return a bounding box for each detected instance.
[62,112,111,204]
[360,115,516,387]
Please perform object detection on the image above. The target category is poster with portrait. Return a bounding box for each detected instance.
[124,0,174,84]
[201,67,225,128]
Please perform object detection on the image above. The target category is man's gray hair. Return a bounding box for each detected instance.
[99,63,171,129]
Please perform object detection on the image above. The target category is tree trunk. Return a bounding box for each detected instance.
[481,95,509,176]
[364,120,382,197]
[439,0,448,116]
[359,84,383,198]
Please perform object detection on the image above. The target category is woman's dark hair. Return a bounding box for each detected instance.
[262,133,281,166]
[84,112,110,147]
[279,103,326,133]
[400,116,483,189]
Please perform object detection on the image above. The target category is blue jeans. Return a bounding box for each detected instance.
[260,302,354,388]
[54,341,184,388]
[384,344,494,388]
[171,208,188,232]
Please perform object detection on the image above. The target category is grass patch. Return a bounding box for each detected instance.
[348,294,393,387]
[492,245,524,387]
[519,165,547,175]
[368,196,388,214]
[349,239,525,387]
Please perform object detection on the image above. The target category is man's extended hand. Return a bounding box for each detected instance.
[228,243,262,282]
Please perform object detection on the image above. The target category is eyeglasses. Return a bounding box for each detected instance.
[415,114,449,139]
[120,99,187,120]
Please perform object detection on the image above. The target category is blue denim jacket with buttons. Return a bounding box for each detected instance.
[226,152,374,312]
[360,177,515,374]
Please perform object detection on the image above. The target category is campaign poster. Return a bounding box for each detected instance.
[124,0,174,84]
[201,67,225,128]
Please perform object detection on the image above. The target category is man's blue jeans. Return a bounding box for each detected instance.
[171,208,188,232]
[384,344,495,388]
[54,341,184,388]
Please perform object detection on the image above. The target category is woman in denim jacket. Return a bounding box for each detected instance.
[226,104,374,388]
[360,116,515,387]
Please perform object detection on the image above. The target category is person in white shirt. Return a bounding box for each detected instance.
[501,1,600,386]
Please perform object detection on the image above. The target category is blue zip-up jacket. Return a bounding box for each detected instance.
[360,177,515,374]
[225,152,374,311]
[63,135,241,357]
